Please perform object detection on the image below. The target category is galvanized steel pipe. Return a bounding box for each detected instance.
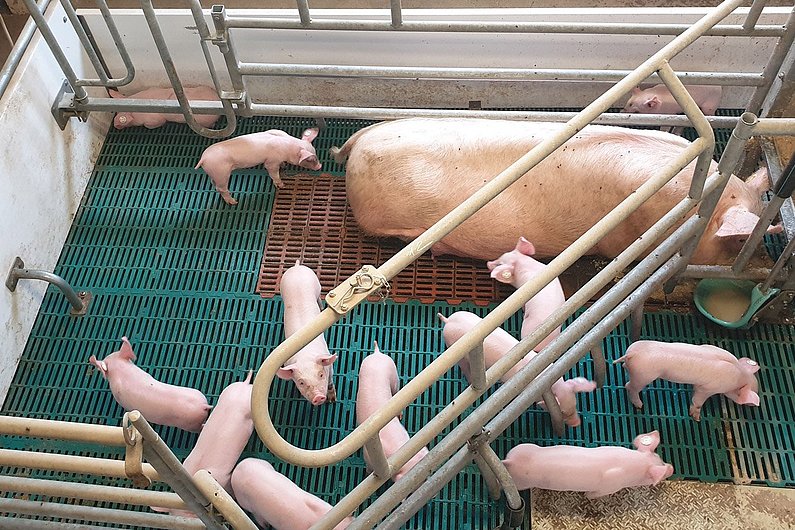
[0,0,52,99]
[0,448,159,481]
[746,7,795,113]
[0,415,126,446]
[191,470,259,530]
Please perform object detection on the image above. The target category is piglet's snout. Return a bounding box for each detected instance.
[312,394,327,406]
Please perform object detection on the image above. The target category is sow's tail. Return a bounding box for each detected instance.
[328,121,388,165]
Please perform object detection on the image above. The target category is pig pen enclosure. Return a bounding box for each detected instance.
[2,1,795,529]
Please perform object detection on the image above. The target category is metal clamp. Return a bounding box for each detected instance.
[122,412,152,488]
[325,265,389,314]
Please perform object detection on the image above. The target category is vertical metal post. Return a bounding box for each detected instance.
[541,389,564,436]
[210,5,247,104]
[296,0,311,26]
[746,7,795,114]
[742,0,767,31]
[363,436,392,479]
[94,0,135,86]
[471,451,501,501]
[591,341,607,388]
[390,0,403,28]
[467,343,487,391]
[59,0,109,84]
[20,0,88,101]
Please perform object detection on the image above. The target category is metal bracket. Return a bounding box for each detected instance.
[6,256,91,316]
[466,428,492,453]
[123,412,152,488]
[749,289,795,325]
[51,79,89,130]
[220,90,245,103]
[325,265,389,314]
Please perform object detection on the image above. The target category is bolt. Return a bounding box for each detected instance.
[374,279,382,286]
[341,304,348,311]
[328,292,336,298]
[78,291,87,297]
[362,266,369,272]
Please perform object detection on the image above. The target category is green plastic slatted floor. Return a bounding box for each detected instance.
[2,114,794,530]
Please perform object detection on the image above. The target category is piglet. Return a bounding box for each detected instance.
[503,430,674,498]
[109,86,221,129]
[195,128,321,205]
[486,237,565,352]
[88,337,210,432]
[614,340,760,421]
[277,260,337,406]
[622,84,722,116]
[231,458,354,530]
[356,343,429,481]
[439,311,595,427]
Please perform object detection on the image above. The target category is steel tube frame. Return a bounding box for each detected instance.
[222,16,784,37]
[0,498,205,530]
[211,5,247,103]
[191,470,259,530]
[681,264,783,280]
[0,475,187,509]
[363,436,391,478]
[470,451,500,501]
[94,0,136,87]
[0,415,126,446]
[743,0,768,31]
[59,0,108,84]
[236,62,763,85]
[128,411,226,530]
[0,518,110,530]
[469,443,522,511]
[760,233,795,292]
[746,7,795,113]
[19,0,87,100]
[732,193,789,272]
[368,246,693,530]
[466,343,487,391]
[0,448,159,481]
[296,0,310,25]
[390,0,402,27]
[321,171,725,529]
[139,0,235,138]
[254,0,742,467]
[0,0,52,99]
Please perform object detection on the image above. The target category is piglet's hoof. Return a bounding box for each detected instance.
[326,382,337,404]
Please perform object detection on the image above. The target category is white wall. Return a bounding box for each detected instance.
[0,4,111,404]
[81,7,792,109]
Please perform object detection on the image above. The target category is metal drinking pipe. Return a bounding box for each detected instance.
[191,470,259,530]
[246,103,742,128]
[222,17,783,38]
[95,0,135,86]
[0,498,205,530]
[139,0,235,138]
[0,448,160,481]
[361,250,692,530]
[746,7,795,113]
[255,137,710,469]
[0,0,52,99]
[296,0,310,25]
[237,62,762,86]
[59,0,109,84]
[681,264,775,280]
[128,411,225,530]
[656,61,715,199]
[254,0,741,472]
[390,0,402,27]
[0,415,126,445]
[321,183,716,530]
[0,475,187,509]
[20,0,88,101]
[743,0,768,31]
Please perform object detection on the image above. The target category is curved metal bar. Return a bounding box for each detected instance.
[59,0,108,84]
[591,341,607,388]
[5,257,86,314]
[540,389,564,437]
[469,442,523,513]
[95,0,136,87]
[139,0,236,138]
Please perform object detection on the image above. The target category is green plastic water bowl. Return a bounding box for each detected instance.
[694,279,779,329]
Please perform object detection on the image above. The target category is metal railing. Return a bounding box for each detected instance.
[0,413,257,529]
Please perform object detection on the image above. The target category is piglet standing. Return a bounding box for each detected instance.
[277,260,337,406]
[195,128,322,205]
[439,311,595,427]
[88,337,211,432]
[231,458,354,530]
[503,430,674,498]
[109,86,221,129]
[614,340,761,421]
[486,237,565,352]
[356,343,429,481]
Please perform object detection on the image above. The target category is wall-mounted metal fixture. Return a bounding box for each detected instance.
[5,256,90,316]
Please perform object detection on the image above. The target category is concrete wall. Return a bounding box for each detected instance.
[0,4,111,405]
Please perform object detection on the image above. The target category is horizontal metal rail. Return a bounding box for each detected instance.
[223,16,785,37]
[252,0,742,471]
[237,62,764,86]
[0,448,160,481]
[0,415,126,446]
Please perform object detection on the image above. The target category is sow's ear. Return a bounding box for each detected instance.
[745,167,771,195]
[715,207,762,239]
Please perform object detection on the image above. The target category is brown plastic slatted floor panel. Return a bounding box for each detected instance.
[257,173,513,305]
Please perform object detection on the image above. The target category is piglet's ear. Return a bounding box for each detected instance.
[516,237,535,256]
[631,87,642,95]
[633,430,660,452]
[645,96,661,109]
[648,464,672,485]
[120,337,137,362]
[277,365,295,380]
[88,355,107,376]
[302,128,319,143]
[736,386,760,406]
[320,354,338,366]
[489,264,514,283]
[298,150,320,169]
[738,357,761,374]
